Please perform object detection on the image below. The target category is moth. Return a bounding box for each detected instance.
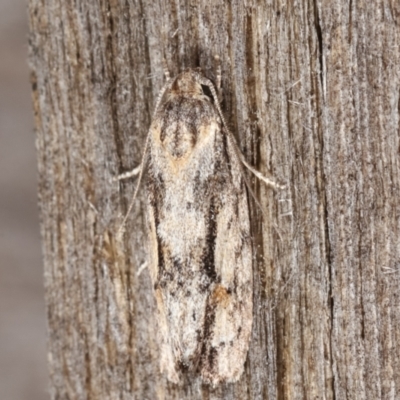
[116,58,281,385]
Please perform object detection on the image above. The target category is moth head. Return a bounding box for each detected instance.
[170,69,202,95]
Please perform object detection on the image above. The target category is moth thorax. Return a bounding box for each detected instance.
[172,73,202,96]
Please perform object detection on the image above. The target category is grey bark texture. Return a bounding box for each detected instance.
[28,0,400,399]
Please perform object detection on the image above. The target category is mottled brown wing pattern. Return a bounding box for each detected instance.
[145,69,252,385]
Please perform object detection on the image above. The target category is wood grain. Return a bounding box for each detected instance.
[29,0,400,398]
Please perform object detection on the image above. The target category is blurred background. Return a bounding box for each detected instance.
[0,0,49,399]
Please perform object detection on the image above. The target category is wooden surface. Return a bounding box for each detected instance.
[0,1,48,399]
[29,0,400,398]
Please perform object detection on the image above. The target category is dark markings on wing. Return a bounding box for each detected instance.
[159,97,216,152]
[200,198,218,292]
[198,301,217,372]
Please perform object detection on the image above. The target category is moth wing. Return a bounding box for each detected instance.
[200,134,253,384]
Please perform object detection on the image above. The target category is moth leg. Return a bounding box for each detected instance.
[113,165,141,181]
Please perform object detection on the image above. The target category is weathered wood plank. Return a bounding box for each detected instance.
[29,0,400,398]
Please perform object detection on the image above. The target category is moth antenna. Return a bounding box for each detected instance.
[214,55,222,100]
[198,75,275,217]
[162,58,171,81]
[117,80,172,236]
[240,157,285,190]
